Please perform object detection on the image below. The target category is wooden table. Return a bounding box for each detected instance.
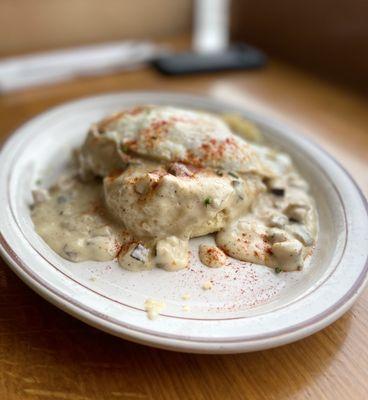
[1,43,368,400]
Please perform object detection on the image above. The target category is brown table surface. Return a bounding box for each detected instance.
[1,39,368,400]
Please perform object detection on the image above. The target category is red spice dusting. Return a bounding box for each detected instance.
[97,106,150,131]
[265,246,273,255]
[202,246,225,264]
[114,242,124,258]
[140,120,170,149]
[106,169,125,181]
[124,139,138,152]
[183,136,240,167]
[116,240,136,258]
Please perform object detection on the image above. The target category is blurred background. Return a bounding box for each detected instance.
[1,0,367,93]
[0,0,192,56]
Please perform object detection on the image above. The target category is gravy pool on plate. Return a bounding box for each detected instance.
[31,105,317,272]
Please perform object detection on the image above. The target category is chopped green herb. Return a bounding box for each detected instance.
[121,144,129,153]
[275,267,282,274]
[204,197,212,207]
[35,179,42,185]
[228,171,239,179]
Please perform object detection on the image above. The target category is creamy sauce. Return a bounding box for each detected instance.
[216,157,317,271]
[198,244,227,268]
[31,177,131,262]
[31,106,317,273]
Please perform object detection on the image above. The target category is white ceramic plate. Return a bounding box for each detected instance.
[1,92,367,354]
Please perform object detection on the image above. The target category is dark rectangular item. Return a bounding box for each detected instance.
[152,43,266,76]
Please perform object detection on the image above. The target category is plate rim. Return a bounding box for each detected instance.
[1,90,367,353]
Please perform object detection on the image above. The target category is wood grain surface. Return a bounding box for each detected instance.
[0,38,368,400]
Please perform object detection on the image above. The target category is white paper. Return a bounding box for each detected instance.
[0,41,164,92]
